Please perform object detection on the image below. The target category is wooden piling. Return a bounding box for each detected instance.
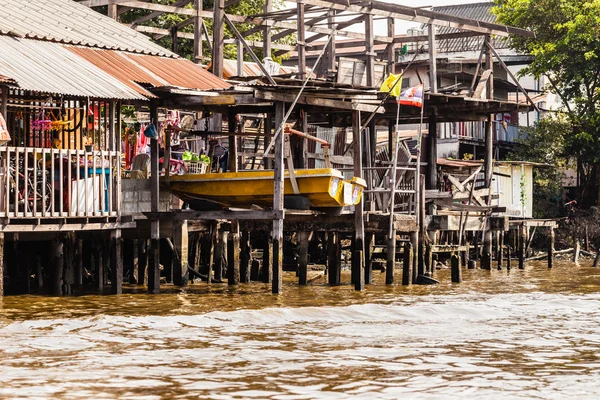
[214,228,227,282]
[506,246,512,270]
[352,110,365,292]
[327,232,341,285]
[548,228,555,269]
[63,235,74,296]
[137,239,148,286]
[227,224,240,285]
[402,241,413,286]
[94,241,104,291]
[386,233,396,284]
[497,232,504,270]
[148,239,160,294]
[593,249,600,268]
[240,231,251,283]
[518,224,526,269]
[251,259,260,281]
[50,239,63,296]
[173,220,189,286]
[298,231,309,285]
[573,241,580,264]
[272,101,285,294]
[425,243,433,276]
[262,235,273,283]
[0,233,3,296]
[451,254,461,283]
[481,230,492,270]
[365,232,374,284]
[411,232,419,284]
[110,230,123,295]
[74,238,83,286]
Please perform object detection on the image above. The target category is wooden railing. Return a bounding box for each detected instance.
[0,147,121,219]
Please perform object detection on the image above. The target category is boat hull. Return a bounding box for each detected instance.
[164,168,365,211]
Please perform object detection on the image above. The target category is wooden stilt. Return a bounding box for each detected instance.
[74,238,83,286]
[327,232,341,285]
[451,254,461,283]
[298,231,309,285]
[352,110,365,291]
[149,101,160,294]
[386,233,396,284]
[173,220,189,287]
[227,223,240,285]
[548,228,555,269]
[148,239,160,294]
[573,241,580,264]
[481,230,492,270]
[262,235,273,283]
[497,232,504,270]
[63,235,74,295]
[123,239,134,284]
[506,246,512,270]
[251,259,260,281]
[110,229,123,295]
[214,228,226,282]
[365,232,374,284]
[411,232,418,284]
[240,231,251,283]
[50,239,63,296]
[0,233,4,296]
[519,223,526,269]
[131,239,138,284]
[137,239,148,286]
[425,243,433,276]
[402,241,413,286]
[272,101,285,294]
[94,241,104,291]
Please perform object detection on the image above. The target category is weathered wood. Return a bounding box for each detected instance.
[227,224,240,285]
[365,12,375,87]
[451,254,461,283]
[51,239,63,296]
[254,90,385,114]
[94,241,104,291]
[402,241,413,286]
[481,251,491,271]
[352,110,365,291]
[74,238,83,286]
[110,229,123,295]
[593,249,600,268]
[386,233,396,284]
[214,228,226,282]
[327,232,341,285]
[425,243,433,276]
[0,233,4,296]
[573,241,580,264]
[297,1,306,79]
[506,246,511,270]
[148,239,160,294]
[272,101,285,294]
[497,232,504,270]
[427,115,438,190]
[193,0,202,63]
[228,111,238,172]
[518,223,526,269]
[263,0,272,58]
[137,239,147,285]
[428,24,437,93]
[212,0,224,78]
[365,232,374,284]
[173,220,189,286]
[548,228,555,269]
[298,231,309,285]
[251,259,260,281]
[262,235,273,283]
[240,231,251,282]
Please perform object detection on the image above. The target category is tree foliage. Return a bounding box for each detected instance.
[103,0,290,63]
[493,0,600,205]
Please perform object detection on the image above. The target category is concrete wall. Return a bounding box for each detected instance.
[121,179,175,215]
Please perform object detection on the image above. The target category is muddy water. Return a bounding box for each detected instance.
[2,260,600,399]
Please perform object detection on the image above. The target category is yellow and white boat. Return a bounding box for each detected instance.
[165,168,366,212]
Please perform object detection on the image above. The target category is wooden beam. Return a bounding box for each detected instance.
[263,0,272,58]
[297,1,306,79]
[428,24,437,93]
[193,0,202,63]
[290,0,535,37]
[212,0,225,78]
[365,13,375,87]
[129,0,191,26]
[272,101,285,294]
[254,90,385,114]
[223,15,277,84]
[352,110,365,291]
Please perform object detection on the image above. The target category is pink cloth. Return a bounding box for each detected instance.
[136,125,149,154]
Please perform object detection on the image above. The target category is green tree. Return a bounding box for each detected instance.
[101,0,291,63]
[494,0,600,206]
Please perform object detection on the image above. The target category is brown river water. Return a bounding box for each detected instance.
[1,260,600,399]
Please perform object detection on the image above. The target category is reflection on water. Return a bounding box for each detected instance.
[2,260,600,399]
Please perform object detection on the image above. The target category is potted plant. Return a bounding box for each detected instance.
[83,136,93,152]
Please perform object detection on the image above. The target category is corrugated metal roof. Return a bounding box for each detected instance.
[0,36,146,100]
[430,2,509,53]
[0,0,175,57]
[68,47,231,95]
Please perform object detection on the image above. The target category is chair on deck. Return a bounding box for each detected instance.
[124,153,150,179]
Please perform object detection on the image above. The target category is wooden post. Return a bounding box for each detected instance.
[74,238,83,286]
[506,246,512,270]
[214,228,226,282]
[227,223,240,285]
[173,220,189,286]
[94,241,104,292]
[193,0,202,64]
[387,17,395,73]
[272,102,285,294]
[137,239,147,286]
[482,230,492,270]
[451,254,461,283]
[236,40,244,77]
[365,232,374,284]
[411,231,419,284]
[428,24,437,93]
[327,10,336,74]
[110,229,123,295]
[484,34,494,189]
[573,241,580,264]
[251,259,260,281]
[149,101,160,294]
[0,233,3,296]
[298,231,309,285]
[107,0,117,19]
[50,239,64,296]
[240,231,251,283]
[425,243,433,276]
[212,0,224,78]
[402,241,413,286]
[352,110,365,291]
[171,26,179,54]
[386,232,396,284]
[427,114,438,190]
[548,227,555,268]
[262,235,273,283]
[264,116,273,169]
[365,13,375,87]
[518,223,526,269]
[228,111,238,172]
[296,1,306,79]
[497,232,504,270]
[327,232,341,285]
[1,85,8,119]
[263,0,272,59]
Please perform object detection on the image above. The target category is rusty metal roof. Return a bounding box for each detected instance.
[0,36,146,100]
[68,47,231,96]
[0,0,174,57]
